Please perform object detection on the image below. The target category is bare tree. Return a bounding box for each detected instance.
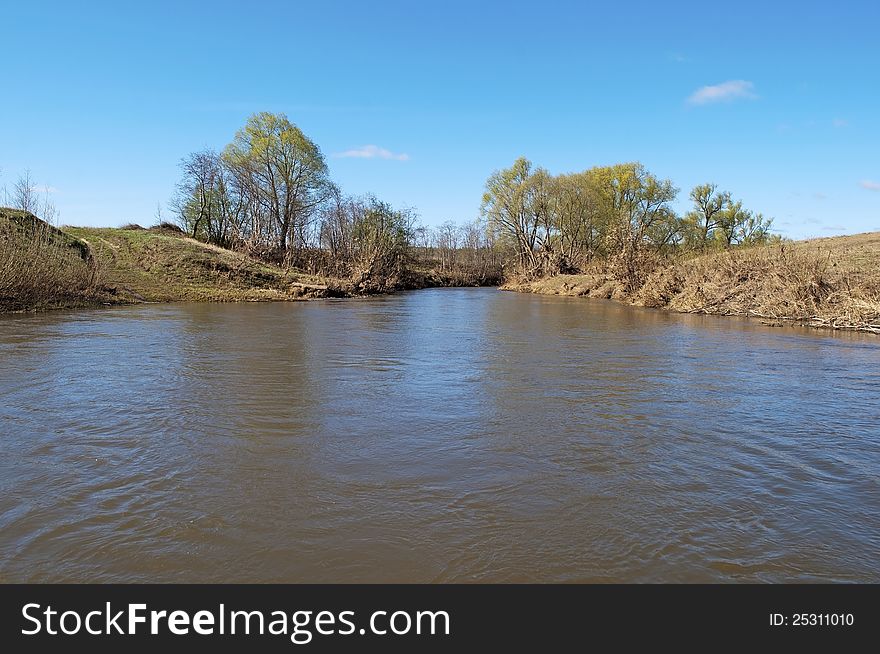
[13,170,38,215]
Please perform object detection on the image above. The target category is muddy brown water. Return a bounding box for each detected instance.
[1,288,878,582]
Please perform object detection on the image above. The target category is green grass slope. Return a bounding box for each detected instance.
[64,226,343,303]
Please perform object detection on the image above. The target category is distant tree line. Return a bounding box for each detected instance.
[173,113,775,289]
[481,157,775,286]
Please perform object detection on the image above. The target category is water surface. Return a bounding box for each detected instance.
[1,288,878,582]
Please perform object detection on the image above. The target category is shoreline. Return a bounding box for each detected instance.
[500,238,880,336]
[1,211,499,314]
[3,211,879,335]
[4,274,877,338]
[0,277,500,315]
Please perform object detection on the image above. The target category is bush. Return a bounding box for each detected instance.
[0,209,99,311]
[151,221,185,234]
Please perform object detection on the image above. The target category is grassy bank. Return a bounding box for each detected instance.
[503,232,880,335]
[1,210,498,313]
[65,224,347,304]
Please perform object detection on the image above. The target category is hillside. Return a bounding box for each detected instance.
[64,225,344,303]
[0,208,99,311]
[0,210,348,312]
[504,232,880,334]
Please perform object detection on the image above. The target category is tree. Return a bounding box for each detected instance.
[222,112,331,253]
[716,198,747,247]
[550,171,603,265]
[684,183,730,249]
[12,170,38,215]
[481,157,553,275]
[739,212,773,244]
[712,196,775,247]
[587,163,679,289]
[173,149,243,246]
[10,170,59,224]
[350,197,415,290]
[436,220,460,272]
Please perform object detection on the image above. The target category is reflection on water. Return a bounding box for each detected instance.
[1,289,878,582]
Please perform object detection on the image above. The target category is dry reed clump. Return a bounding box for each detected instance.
[637,244,880,334]
[0,209,100,311]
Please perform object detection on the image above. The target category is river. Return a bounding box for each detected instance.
[1,288,878,582]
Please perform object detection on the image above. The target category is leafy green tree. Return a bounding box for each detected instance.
[351,197,415,288]
[735,210,774,245]
[684,183,730,249]
[590,163,677,247]
[549,171,604,265]
[716,199,747,247]
[481,157,552,274]
[223,112,331,252]
[715,198,775,247]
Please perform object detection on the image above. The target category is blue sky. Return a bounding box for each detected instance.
[2,0,878,238]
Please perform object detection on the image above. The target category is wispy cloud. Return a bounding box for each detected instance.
[33,185,59,194]
[668,52,688,63]
[687,80,757,105]
[859,180,880,191]
[832,118,848,128]
[334,144,409,161]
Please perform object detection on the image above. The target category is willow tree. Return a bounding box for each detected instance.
[550,171,604,265]
[587,163,678,251]
[684,184,774,248]
[481,157,554,275]
[223,112,331,254]
[349,197,415,290]
[718,199,774,247]
[684,183,730,249]
[589,163,679,290]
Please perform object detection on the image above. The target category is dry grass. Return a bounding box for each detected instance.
[505,232,880,335]
[0,208,101,312]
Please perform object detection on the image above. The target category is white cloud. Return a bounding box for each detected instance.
[32,185,59,194]
[832,118,848,128]
[687,80,757,105]
[334,144,409,161]
[859,180,880,191]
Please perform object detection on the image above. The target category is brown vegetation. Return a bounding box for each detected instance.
[0,208,101,311]
[505,233,880,334]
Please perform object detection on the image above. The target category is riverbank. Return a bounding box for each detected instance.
[503,232,880,334]
[6,209,879,334]
[1,209,497,313]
